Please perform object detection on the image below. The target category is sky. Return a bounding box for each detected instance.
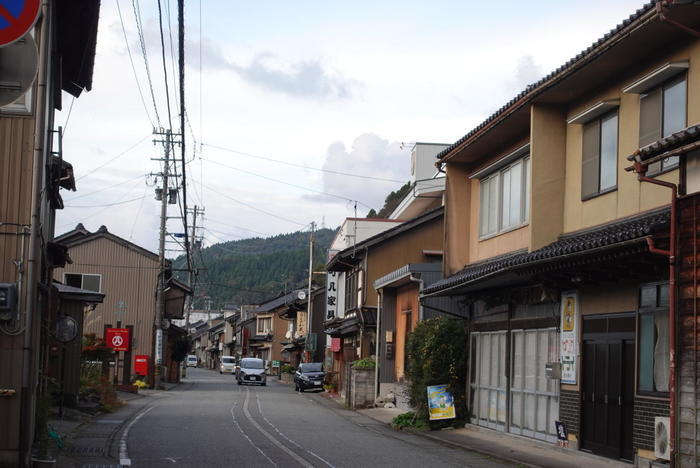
[54,0,647,255]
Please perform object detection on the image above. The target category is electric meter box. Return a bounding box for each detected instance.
[0,283,18,321]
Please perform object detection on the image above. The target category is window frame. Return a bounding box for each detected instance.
[345,268,360,313]
[636,281,670,398]
[581,110,619,201]
[256,316,272,335]
[63,272,102,293]
[640,74,687,175]
[478,155,530,240]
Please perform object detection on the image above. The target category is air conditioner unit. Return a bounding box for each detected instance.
[654,416,671,461]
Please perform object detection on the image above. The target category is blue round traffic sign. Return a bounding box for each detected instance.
[0,0,40,47]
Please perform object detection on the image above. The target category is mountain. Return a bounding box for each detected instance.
[366,181,411,218]
[175,229,336,309]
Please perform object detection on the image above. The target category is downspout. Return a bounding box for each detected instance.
[657,1,700,38]
[632,159,678,467]
[21,1,51,462]
[375,291,381,398]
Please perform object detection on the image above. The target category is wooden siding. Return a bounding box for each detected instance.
[53,236,159,366]
[365,214,443,307]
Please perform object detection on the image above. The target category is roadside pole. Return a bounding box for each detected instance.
[305,222,315,362]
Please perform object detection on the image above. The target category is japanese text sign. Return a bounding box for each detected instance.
[105,327,130,352]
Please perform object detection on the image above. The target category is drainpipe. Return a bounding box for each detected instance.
[20,1,51,463]
[375,291,381,398]
[632,159,678,467]
[657,1,700,39]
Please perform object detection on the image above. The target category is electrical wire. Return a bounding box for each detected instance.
[69,173,147,201]
[156,0,174,133]
[204,218,269,236]
[64,194,150,208]
[132,0,162,126]
[75,134,151,183]
[201,142,406,183]
[200,157,371,209]
[200,184,306,227]
[116,0,155,127]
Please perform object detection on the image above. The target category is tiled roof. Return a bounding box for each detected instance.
[252,289,306,314]
[435,1,658,163]
[423,207,669,295]
[628,124,700,162]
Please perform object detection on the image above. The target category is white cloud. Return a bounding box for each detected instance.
[317,133,410,213]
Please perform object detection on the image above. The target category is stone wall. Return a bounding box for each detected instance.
[351,368,375,409]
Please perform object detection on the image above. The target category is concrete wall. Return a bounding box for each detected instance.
[350,367,375,409]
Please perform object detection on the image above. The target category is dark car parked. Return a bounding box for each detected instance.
[294,362,325,392]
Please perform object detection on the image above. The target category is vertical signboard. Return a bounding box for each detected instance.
[326,271,338,320]
[560,291,578,384]
[155,329,163,364]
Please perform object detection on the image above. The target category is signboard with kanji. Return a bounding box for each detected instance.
[0,0,41,47]
[326,271,338,320]
[105,327,130,352]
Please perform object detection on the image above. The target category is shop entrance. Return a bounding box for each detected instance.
[581,313,635,461]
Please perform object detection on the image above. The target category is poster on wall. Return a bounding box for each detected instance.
[560,291,579,384]
[427,384,456,420]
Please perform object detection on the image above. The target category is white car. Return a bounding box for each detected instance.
[219,356,236,374]
[186,355,197,367]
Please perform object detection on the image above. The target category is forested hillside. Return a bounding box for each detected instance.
[176,229,335,308]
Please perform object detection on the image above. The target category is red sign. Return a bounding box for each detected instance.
[331,337,341,353]
[105,328,130,352]
[0,0,41,47]
[134,355,149,376]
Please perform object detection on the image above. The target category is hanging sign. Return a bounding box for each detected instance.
[326,271,338,320]
[105,327,130,352]
[560,291,578,384]
[427,384,456,420]
[155,329,163,364]
[0,0,41,47]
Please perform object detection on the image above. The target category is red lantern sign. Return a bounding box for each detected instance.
[331,337,341,353]
[105,328,130,352]
[134,355,149,376]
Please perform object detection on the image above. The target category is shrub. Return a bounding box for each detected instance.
[281,364,295,374]
[352,357,376,369]
[405,317,468,427]
[391,411,429,430]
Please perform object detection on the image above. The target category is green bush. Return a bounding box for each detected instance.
[391,411,428,430]
[281,364,295,374]
[352,357,376,369]
[406,317,468,428]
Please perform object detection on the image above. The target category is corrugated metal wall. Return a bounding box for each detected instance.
[53,237,159,365]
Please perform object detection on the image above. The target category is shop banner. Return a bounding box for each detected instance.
[326,271,338,320]
[427,384,456,420]
[560,291,579,384]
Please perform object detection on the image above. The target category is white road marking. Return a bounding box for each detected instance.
[255,392,335,468]
[229,401,277,467]
[119,405,155,466]
[243,387,314,468]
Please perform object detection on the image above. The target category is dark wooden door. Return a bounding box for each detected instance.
[581,337,634,460]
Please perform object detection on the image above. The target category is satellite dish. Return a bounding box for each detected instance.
[0,35,38,108]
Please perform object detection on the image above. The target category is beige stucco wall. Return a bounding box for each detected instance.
[530,105,567,250]
[563,41,700,233]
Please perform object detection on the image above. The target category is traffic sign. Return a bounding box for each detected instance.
[0,0,41,47]
[106,327,131,352]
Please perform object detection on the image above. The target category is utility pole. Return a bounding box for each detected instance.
[305,221,315,362]
[182,205,203,378]
[153,129,172,389]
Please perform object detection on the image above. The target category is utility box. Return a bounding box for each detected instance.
[0,283,18,322]
[545,362,561,380]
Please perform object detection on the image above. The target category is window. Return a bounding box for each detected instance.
[582,111,618,199]
[638,282,669,395]
[345,269,360,312]
[639,75,686,173]
[64,273,101,292]
[479,156,530,238]
[257,316,272,335]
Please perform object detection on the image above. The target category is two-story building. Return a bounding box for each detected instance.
[422,1,700,465]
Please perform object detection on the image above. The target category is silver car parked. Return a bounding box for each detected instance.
[237,358,267,386]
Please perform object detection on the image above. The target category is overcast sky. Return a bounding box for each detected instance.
[55,0,645,255]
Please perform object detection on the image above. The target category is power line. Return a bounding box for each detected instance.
[201,142,406,183]
[204,218,269,236]
[75,134,151,182]
[69,173,147,201]
[116,0,155,127]
[64,194,150,208]
[156,0,175,133]
[200,157,371,209]
[201,184,307,227]
[132,0,161,126]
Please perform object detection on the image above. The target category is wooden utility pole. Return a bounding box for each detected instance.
[182,205,203,378]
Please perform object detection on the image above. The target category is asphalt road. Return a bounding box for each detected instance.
[125,368,512,467]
